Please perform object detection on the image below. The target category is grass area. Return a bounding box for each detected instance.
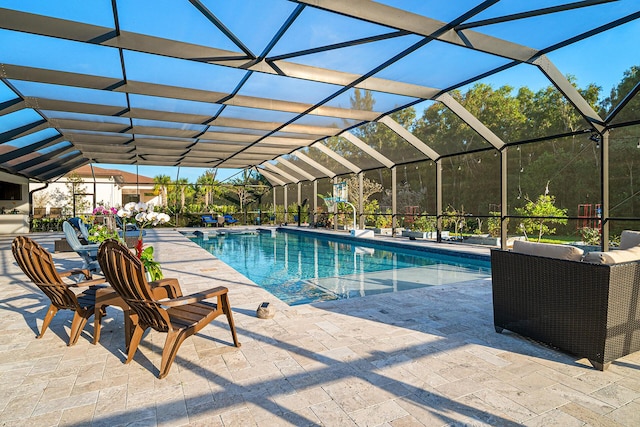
[537,236,577,244]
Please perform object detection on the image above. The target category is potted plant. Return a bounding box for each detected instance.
[117,202,171,281]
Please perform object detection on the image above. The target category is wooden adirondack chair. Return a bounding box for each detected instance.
[98,239,241,378]
[11,235,130,346]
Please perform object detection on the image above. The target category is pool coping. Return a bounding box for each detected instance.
[274,226,492,263]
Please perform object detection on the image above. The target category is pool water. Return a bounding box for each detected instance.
[191,230,491,305]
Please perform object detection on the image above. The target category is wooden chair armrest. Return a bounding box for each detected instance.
[40,277,106,289]
[160,286,228,307]
[59,268,92,279]
[149,278,183,299]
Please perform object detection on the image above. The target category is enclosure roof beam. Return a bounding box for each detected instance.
[275,157,318,181]
[261,162,301,184]
[0,136,64,164]
[341,132,395,168]
[28,152,84,177]
[10,144,75,172]
[0,64,381,122]
[0,8,440,100]
[378,116,440,160]
[0,97,25,116]
[291,151,337,179]
[605,78,640,125]
[312,142,361,174]
[251,60,440,100]
[255,166,287,186]
[294,0,539,62]
[533,55,605,132]
[39,157,89,182]
[0,120,48,144]
[436,93,506,150]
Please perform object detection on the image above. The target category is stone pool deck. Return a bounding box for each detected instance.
[1,228,640,426]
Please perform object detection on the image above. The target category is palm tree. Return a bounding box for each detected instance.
[153,174,171,208]
[196,169,218,208]
[175,178,191,212]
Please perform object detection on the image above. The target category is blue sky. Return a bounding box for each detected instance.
[1,1,638,183]
[101,164,244,183]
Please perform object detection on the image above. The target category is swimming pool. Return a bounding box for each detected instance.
[190,230,491,305]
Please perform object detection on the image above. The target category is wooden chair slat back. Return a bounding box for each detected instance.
[12,237,59,284]
[99,240,172,331]
[11,236,79,310]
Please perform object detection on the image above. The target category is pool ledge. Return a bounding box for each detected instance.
[276,226,492,262]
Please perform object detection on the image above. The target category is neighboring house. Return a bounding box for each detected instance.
[29,165,161,216]
[0,170,30,234]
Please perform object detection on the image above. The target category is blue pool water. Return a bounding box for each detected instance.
[190,230,491,305]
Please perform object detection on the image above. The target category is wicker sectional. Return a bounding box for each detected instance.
[491,249,640,370]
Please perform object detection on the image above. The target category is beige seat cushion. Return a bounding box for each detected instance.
[619,230,640,250]
[583,246,640,264]
[512,240,584,261]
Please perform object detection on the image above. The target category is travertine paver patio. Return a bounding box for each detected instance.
[2,228,640,426]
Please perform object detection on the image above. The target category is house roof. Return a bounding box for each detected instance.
[67,165,154,185]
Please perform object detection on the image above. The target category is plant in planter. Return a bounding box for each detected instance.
[139,246,163,281]
[87,223,118,243]
[117,202,171,281]
[412,214,436,232]
[85,205,120,244]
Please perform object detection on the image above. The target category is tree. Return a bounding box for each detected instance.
[196,169,221,208]
[229,170,255,213]
[598,65,639,122]
[246,170,271,208]
[413,83,523,215]
[153,174,172,207]
[343,175,383,204]
[516,185,568,242]
[598,66,640,219]
[32,191,51,208]
[174,178,191,213]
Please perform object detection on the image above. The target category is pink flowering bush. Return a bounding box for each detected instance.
[93,206,118,215]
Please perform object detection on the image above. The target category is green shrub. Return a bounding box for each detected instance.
[487,212,503,237]
[580,227,601,245]
[516,193,567,242]
[412,214,436,232]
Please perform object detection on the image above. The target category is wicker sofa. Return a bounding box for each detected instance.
[491,240,640,370]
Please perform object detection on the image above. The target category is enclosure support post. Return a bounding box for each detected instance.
[601,130,610,251]
[333,176,338,231]
[436,160,443,243]
[311,180,317,227]
[391,167,397,236]
[273,187,277,224]
[297,182,302,226]
[500,148,508,249]
[283,185,288,225]
[358,172,364,230]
